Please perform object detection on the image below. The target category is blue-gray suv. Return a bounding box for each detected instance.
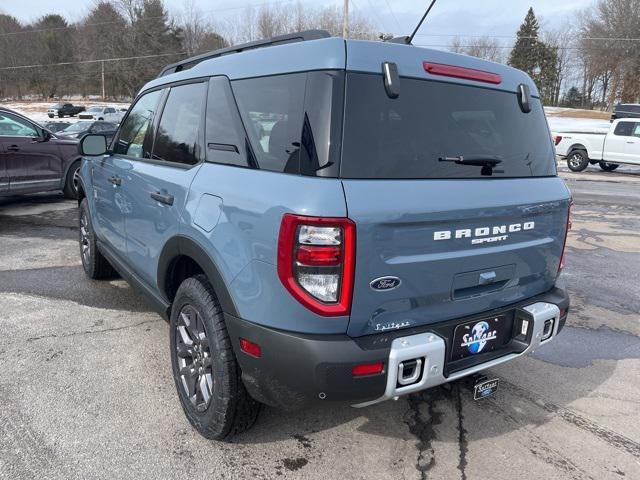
[77,30,571,439]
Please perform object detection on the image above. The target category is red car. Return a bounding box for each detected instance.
[0,107,83,199]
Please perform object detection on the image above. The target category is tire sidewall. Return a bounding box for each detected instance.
[169,277,235,439]
[567,150,589,172]
[64,160,81,199]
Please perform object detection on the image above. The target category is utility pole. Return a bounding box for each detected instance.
[101,60,105,101]
[343,0,349,39]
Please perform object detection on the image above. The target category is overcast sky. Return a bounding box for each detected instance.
[1,0,595,43]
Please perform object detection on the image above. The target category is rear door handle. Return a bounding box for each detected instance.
[627,141,636,144]
[150,191,174,206]
[109,176,122,186]
[7,145,20,152]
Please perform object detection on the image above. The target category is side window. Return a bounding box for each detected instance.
[114,89,162,158]
[205,76,252,167]
[152,82,206,166]
[232,73,306,173]
[614,121,634,136]
[633,123,640,138]
[106,108,115,114]
[0,112,38,137]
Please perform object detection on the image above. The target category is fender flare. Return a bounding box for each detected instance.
[567,144,588,157]
[157,235,239,317]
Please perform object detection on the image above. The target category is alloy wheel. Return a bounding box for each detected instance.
[79,211,91,265]
[176,305,214,412]
[569,153,583,169]
[72,167,81,195]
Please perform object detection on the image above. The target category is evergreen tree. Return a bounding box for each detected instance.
[509,7,560,105]
[561,87,584,108]
[508,7,540,75]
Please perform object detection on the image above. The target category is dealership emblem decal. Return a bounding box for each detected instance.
[461,321,497,354]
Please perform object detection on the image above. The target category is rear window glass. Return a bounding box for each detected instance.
[340,73,556,179]
[614,122,634,136]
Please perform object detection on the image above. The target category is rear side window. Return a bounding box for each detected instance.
[614,122,634,136]
[153,82,207,166]
[114,90,162,158]
[634,124,640,138]
[232,74,306,173]
[205,76,253,168]
[231,71,344,176]
[0,112,38,137]
[341,73,556,179]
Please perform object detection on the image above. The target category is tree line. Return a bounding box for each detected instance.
[0,0,375,100]
[0,0,638,110]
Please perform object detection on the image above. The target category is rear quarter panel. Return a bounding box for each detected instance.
[183,163,350,334]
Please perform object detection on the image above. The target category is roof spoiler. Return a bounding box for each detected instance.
[157,30,332,78]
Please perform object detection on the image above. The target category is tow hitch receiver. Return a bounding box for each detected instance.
[472,375,499,400]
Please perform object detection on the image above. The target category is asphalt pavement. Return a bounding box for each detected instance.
[0,164,638,480]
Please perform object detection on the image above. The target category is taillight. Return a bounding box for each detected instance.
[558,202,572,274]
[423,62,502,84]
[554,135,563,146]
[278,214,356,316]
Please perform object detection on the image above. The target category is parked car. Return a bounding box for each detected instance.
[47,103,85,118]
[43,120,72,133]
[611,103,640,121]
[0,107,82,198]
[77,30,571,440]
[58,120,118,143]
[78,106,124,123]
[554,119,640,171]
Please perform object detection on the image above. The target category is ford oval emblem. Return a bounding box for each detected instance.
[370,276,402,291]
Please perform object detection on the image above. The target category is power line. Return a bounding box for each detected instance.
[0,52,188,71]
[415,33,640,42]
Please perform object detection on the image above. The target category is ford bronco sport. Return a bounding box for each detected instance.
[76,30,571,440]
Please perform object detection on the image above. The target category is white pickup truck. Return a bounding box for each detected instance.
[554,119,640,172]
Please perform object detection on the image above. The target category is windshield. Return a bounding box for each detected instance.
[50,104,62,109]
[86,107,102,113]
[64,121,92,132]
[340,73,556,179]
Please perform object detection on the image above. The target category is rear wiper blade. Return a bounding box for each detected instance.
[438,155,503,167]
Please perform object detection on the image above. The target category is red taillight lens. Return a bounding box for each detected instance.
[352,362,384,377]
[278,214,356,317]
[558,202,573,274]
[295,245,342,266]
[239,338,262,358]
[423,62,502,84]
[554,135,563,146]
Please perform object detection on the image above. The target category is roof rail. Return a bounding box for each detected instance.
[158,29,332,78]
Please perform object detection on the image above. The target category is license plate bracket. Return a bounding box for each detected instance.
[450,314,510,361]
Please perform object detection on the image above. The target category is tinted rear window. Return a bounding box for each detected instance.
[340,73,556,179]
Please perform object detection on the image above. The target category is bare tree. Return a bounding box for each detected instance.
[449,36,506,63]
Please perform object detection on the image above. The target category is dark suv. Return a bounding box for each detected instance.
[0,107,83,198]
[77,31,571,440]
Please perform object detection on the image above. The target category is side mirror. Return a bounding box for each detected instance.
[80,134,108,156]
[38,129,52,142]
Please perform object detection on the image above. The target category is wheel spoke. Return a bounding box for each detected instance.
[177,325,193,346]
[181,311,198,338]
[199,375,211,405]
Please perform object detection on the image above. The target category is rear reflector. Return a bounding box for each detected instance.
[423,62,502,85]
[296,245,342,266]
[239,338,262,358]
[352,362,384,377]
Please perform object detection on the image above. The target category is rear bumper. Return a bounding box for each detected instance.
[225,286,569,410]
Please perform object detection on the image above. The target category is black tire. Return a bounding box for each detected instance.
[98,117,104,121]
[170,275,260,440]
[599,161,619,172]
[58,113,64,118]
[48,114,54,118]
[566,149,589,172]
[79,199,117,279]
[63,160,81,199]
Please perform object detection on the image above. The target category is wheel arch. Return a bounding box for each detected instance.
[567,144,588,157]
[158,235,239,317]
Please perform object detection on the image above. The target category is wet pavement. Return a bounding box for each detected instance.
[0,165,638,479]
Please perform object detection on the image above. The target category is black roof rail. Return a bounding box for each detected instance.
[158,29,332,78]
